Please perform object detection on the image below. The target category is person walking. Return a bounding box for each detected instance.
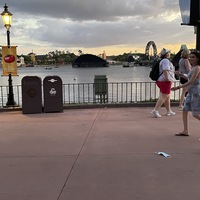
[171,51,200,136]
[177,49,191,110]
[151,48,176,118]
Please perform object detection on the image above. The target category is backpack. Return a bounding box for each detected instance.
[149,59,163,81]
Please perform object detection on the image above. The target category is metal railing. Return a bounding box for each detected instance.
[0,81,181,108]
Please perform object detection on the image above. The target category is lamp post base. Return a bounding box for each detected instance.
[6,100,17,107]
[6,73,17,107]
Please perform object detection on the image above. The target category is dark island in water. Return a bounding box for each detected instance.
[72,54,109,68]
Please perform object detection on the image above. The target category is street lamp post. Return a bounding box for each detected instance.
[179,0,200,50]
[196,26,200,50]
[1,3,16,106]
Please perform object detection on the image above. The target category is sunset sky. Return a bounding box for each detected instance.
[0,0,196,56]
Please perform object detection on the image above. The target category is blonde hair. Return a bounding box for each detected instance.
[181,49,190,58]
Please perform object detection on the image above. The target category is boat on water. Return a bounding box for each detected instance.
[26,63,34,67]
[123,54,136,67]
[123,62,135,67]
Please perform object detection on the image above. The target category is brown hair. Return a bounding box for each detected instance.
[190,51,200,65]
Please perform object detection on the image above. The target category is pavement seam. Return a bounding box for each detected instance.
[56,108,101,200]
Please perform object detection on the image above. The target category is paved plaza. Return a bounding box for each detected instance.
[0,106,200,200]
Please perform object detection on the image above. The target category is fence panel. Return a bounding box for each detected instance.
[0,81,181,108]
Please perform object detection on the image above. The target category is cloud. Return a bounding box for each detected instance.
[10,0,178,21]
[0,0,196,55]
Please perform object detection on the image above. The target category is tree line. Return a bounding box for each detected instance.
[0,49,176,65]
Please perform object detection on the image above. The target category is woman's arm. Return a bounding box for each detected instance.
[184,59,191,73]
[171,66,200,90]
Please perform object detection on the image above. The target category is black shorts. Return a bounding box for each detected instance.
[180,77,188,84]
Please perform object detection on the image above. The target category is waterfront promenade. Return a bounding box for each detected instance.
[0,106,200,200]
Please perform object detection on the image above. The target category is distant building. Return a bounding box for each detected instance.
[28,52,36,65]
[72,54,109,67]
[17,56,25,67]
[29,52,36,62]
[35,55,46,62]
[102,51,106,60]
[106,56,118,64]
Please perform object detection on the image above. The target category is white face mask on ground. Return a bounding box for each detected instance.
[156,151,171,158]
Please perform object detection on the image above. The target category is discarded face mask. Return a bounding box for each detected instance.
[156,151,171,158]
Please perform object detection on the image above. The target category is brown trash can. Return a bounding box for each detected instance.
[43,76,63,113]
[21,76,42,114]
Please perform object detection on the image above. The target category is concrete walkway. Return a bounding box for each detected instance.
[0,107,200,200]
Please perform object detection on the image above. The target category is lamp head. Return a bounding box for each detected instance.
[1,4,12,30]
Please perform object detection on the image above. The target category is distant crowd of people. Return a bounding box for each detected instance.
[151,48,200,136]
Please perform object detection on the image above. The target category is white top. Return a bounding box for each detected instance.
[179,58,189,74]
[158,58,175,82]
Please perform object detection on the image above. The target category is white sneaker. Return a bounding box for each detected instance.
[178,106,183,111]
[151,109,161,118]
[166,111,176,116]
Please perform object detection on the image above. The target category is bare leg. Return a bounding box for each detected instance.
[179,87,187,107]
[154,92,168,111]
[175,109,189,136]
[182,110,189,134]
[164,95,171,112]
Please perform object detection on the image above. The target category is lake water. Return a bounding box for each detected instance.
[0,65,152,86]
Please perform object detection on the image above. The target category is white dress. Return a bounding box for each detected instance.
[184,67,200,115]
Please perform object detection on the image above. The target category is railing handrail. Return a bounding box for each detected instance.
[0,81,181,109]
